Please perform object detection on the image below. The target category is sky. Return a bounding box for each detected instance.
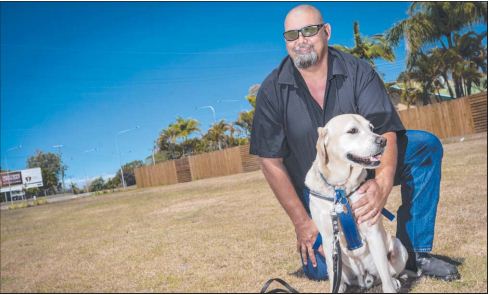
[1,1,412,187]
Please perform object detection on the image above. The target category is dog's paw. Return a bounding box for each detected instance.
[391,278,401,292]
[338,283,347,293]
[364,273,374,289]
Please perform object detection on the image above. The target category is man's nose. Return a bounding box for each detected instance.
[297,32,307,42]
[375,136,387,147]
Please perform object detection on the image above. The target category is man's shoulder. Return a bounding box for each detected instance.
[260,55,291,89]
[255,56,292,104]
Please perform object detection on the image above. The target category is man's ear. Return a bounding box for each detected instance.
[316,127,329,166]
[324,23,331,41]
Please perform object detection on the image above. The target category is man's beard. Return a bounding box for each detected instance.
[292,44,318,69]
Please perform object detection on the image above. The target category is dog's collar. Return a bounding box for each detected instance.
[318,170,362,199]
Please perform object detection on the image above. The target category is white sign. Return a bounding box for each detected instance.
[22,168,43,188]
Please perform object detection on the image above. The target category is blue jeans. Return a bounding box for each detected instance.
[302,130,443,280]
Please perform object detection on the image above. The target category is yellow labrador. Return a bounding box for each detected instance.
[305,114,408,293]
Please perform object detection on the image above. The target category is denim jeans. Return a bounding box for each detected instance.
[301,130,443,280]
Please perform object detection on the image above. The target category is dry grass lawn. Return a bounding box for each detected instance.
[0,135,487,293]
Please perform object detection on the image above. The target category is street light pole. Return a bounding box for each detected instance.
[115,126,140,189]
[197,105,220,149]
[197,105,216,124]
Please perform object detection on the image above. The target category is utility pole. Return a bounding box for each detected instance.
[115,126,140,189]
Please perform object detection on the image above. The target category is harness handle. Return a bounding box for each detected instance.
[260,278,299,293]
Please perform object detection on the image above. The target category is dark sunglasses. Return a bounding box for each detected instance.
[283,24,325,41]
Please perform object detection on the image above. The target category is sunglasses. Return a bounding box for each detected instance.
[283,24,325,41]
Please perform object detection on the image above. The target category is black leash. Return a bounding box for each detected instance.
[260,216,343,294]
[331,212,343,293]
[261,186,350,294]
[260,278,299,293]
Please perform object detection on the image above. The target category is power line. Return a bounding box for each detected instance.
[0,43,283,56]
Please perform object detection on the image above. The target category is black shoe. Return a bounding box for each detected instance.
[405,252,460,281]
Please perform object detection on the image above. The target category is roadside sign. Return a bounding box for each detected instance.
[0,168,44,192]
[0,171,22,187]
[22,168,43,188]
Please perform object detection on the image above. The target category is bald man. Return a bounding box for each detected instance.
[250,4,459,282]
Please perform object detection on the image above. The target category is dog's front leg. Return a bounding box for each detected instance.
[363,223,398,293]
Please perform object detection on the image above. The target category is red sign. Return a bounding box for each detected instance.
[0,172,23,187]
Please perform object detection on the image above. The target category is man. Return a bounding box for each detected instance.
[250,4,459,281]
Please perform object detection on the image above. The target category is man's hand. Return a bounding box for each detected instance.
[295,218,322,267]
[351,179,388,226]
[352,132,397,226]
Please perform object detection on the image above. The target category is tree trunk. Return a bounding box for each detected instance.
[452,73,463,98]
[441,73,455,99]
[446,33,453,49]
[435,89,442,102]
[466,80,472,96]
[422,88,430,105]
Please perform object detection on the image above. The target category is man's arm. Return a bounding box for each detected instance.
[259,157,322,267]
[351,131,397,225]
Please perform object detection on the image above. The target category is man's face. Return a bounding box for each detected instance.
[284,10,330,69]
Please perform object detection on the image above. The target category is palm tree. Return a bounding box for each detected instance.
[450,31,487,96]
[398,50,446,105]
[386,2,487,98]
[387,2,487,54]
[397,72,423,108]
[204,120,231,150]
[234,84,259,139]
[174,117,200,142]
[235,110,254,138]
[333,21,395,67]
[157,124,181,159]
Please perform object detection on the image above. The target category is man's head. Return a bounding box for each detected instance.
[284,5,331,69]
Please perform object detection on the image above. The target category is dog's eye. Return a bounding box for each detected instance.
[347,127,358,134]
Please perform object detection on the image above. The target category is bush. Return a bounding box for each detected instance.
[9,201,28,210]
[8,197,48,210]
[32,197,48,206]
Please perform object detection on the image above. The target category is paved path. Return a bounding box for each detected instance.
[0,192,93,210]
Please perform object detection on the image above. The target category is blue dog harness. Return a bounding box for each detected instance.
[305,185,396,251]
[334,188,363,250]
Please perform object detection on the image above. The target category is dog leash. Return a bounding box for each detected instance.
[260,278,299,293]
[330,204,343,293]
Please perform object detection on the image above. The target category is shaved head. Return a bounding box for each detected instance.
[283,4,330,70]
[284,5,324,30]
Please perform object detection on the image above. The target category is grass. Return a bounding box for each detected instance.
[0,135,487,293]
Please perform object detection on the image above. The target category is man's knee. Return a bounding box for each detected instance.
[407,130,443,161]
[302,250,329,280]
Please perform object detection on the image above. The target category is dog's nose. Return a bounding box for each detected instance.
[376,136,387,147]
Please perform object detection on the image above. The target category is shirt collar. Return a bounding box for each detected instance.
[277,46,348,87]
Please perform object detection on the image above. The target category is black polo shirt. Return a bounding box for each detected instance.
[250,46,405,207]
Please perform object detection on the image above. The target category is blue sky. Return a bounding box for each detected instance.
[1,2,412,186]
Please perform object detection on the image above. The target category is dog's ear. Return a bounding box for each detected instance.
[316,127,329,166]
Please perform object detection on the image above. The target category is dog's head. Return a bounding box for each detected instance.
[317,114,386,169]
